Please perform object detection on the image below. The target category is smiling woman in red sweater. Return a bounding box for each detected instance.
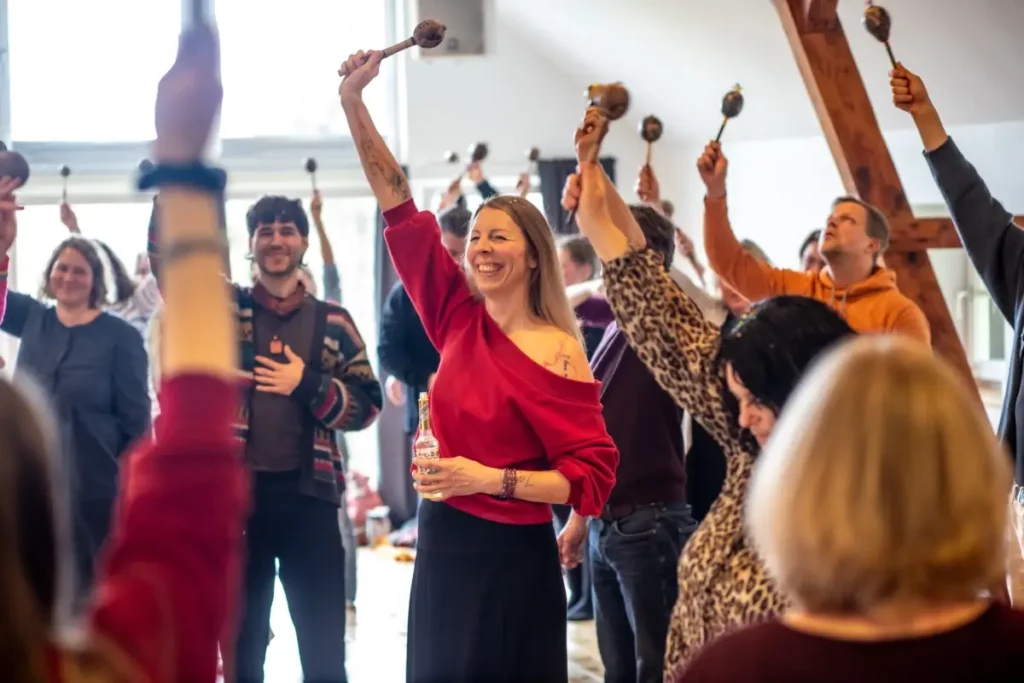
[0,21,246,683]
[339,51,619,683]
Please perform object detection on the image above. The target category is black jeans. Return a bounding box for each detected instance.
[234,473,348,683]
[589,501,696,683]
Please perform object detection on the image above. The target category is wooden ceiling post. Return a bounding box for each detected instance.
[774,0,979,398]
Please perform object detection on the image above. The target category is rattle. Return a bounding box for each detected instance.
[566,82,631,226]
[715,85,744,142]
[305,157,319,192]
[444,142,490,184]
[639,115,663,167]
[339,20,447,77]
[60,165,71,203]
[0,141,31,187]
[863,1,897,67]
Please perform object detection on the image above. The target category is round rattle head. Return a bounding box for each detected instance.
[413,20,447,48]
[527,147,540,162]
[0,142,31,186]
[639,116,663,143]
[863,4,892,43]
[721,85,744,119]
[444,150,459,164]
[138,158,155,175]
[469,142,489,163]
[304,157,318,174]
[586,82,631,121]
[60,164,72,179]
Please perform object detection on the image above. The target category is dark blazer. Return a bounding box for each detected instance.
[1,292,151,502]
[378,281,440,434]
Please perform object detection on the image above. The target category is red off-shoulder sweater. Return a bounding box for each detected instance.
[383,200,619,524]
[47,373,247,682]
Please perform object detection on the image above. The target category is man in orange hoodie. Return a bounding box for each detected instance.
[698,142,930,344]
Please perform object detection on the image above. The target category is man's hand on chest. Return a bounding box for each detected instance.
[255,344,307,396]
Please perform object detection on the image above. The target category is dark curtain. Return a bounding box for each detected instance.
[537,156,616,236]
[373,166,419,526]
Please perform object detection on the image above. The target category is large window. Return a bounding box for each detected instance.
[215,0,390,140]
[7,0,180,142]
[10,201,153,294]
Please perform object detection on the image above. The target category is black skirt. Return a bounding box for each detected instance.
[407,500,568,683]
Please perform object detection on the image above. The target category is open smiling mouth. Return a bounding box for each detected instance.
[475,263,504,276]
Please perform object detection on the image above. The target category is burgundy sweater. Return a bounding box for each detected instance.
[681,605,1024,683]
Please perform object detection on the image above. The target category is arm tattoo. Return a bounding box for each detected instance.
[356,117,411,202]
[542,341,575,378]
[515,471,534,489]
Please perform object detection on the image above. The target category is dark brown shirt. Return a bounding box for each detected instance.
[590,322,686,509]
[681,605,1024,683]
[246,297,317,472]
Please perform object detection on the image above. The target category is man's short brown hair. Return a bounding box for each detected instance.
[832,196,890,253]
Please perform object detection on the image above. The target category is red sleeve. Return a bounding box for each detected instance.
[88,374,247,683]
[0,255,8,324]
[382,200,476,351]
[521,389,619,517]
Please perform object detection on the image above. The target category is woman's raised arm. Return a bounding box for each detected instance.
[339,50,411,213]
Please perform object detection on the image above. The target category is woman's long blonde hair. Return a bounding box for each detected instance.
[471,196,583,348]
[749,336,1010,614]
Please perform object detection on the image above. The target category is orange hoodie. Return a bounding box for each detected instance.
[703,197,931,345]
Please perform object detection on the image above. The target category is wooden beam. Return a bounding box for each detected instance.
[801,0,839,32]
[775,0,977,397]
[889,216,1024,251]
[889,218,961,250]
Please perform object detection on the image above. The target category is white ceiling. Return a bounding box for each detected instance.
[498,0,1024,143]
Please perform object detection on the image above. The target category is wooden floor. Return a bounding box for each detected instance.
[261,546,604,682]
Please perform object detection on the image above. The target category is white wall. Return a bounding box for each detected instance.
[398,0,664,200]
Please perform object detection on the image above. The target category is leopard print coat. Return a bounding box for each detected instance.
[603,249,787,682]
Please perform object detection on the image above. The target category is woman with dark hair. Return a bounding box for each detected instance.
[59,203,163,334]
[0,232,151,599]
[341,50,618,682]
[564,107,856,680]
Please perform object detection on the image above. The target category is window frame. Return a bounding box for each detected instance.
[0,0,399,173]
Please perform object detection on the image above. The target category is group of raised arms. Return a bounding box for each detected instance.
[0,14,1023,683]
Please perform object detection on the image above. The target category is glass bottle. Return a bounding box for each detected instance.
[414,392,440,475]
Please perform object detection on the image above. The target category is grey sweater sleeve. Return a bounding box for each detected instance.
[925,137,1022,322]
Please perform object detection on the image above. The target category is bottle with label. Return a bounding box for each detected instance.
[414,392,440,475]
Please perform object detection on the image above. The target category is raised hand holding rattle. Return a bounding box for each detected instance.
[338,20,446,77]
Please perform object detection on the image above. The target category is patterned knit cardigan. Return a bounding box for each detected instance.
[148,285,382,505]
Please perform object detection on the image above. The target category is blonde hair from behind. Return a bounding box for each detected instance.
[471,196,583,348]
[748,335,1010,615]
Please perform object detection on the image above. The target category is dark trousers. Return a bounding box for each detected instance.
[234,473,348,683]
[553,503,593,619]
[72,497,115,601]
[589,502,696,683]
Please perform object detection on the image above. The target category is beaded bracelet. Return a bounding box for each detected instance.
[498,468,517,499]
